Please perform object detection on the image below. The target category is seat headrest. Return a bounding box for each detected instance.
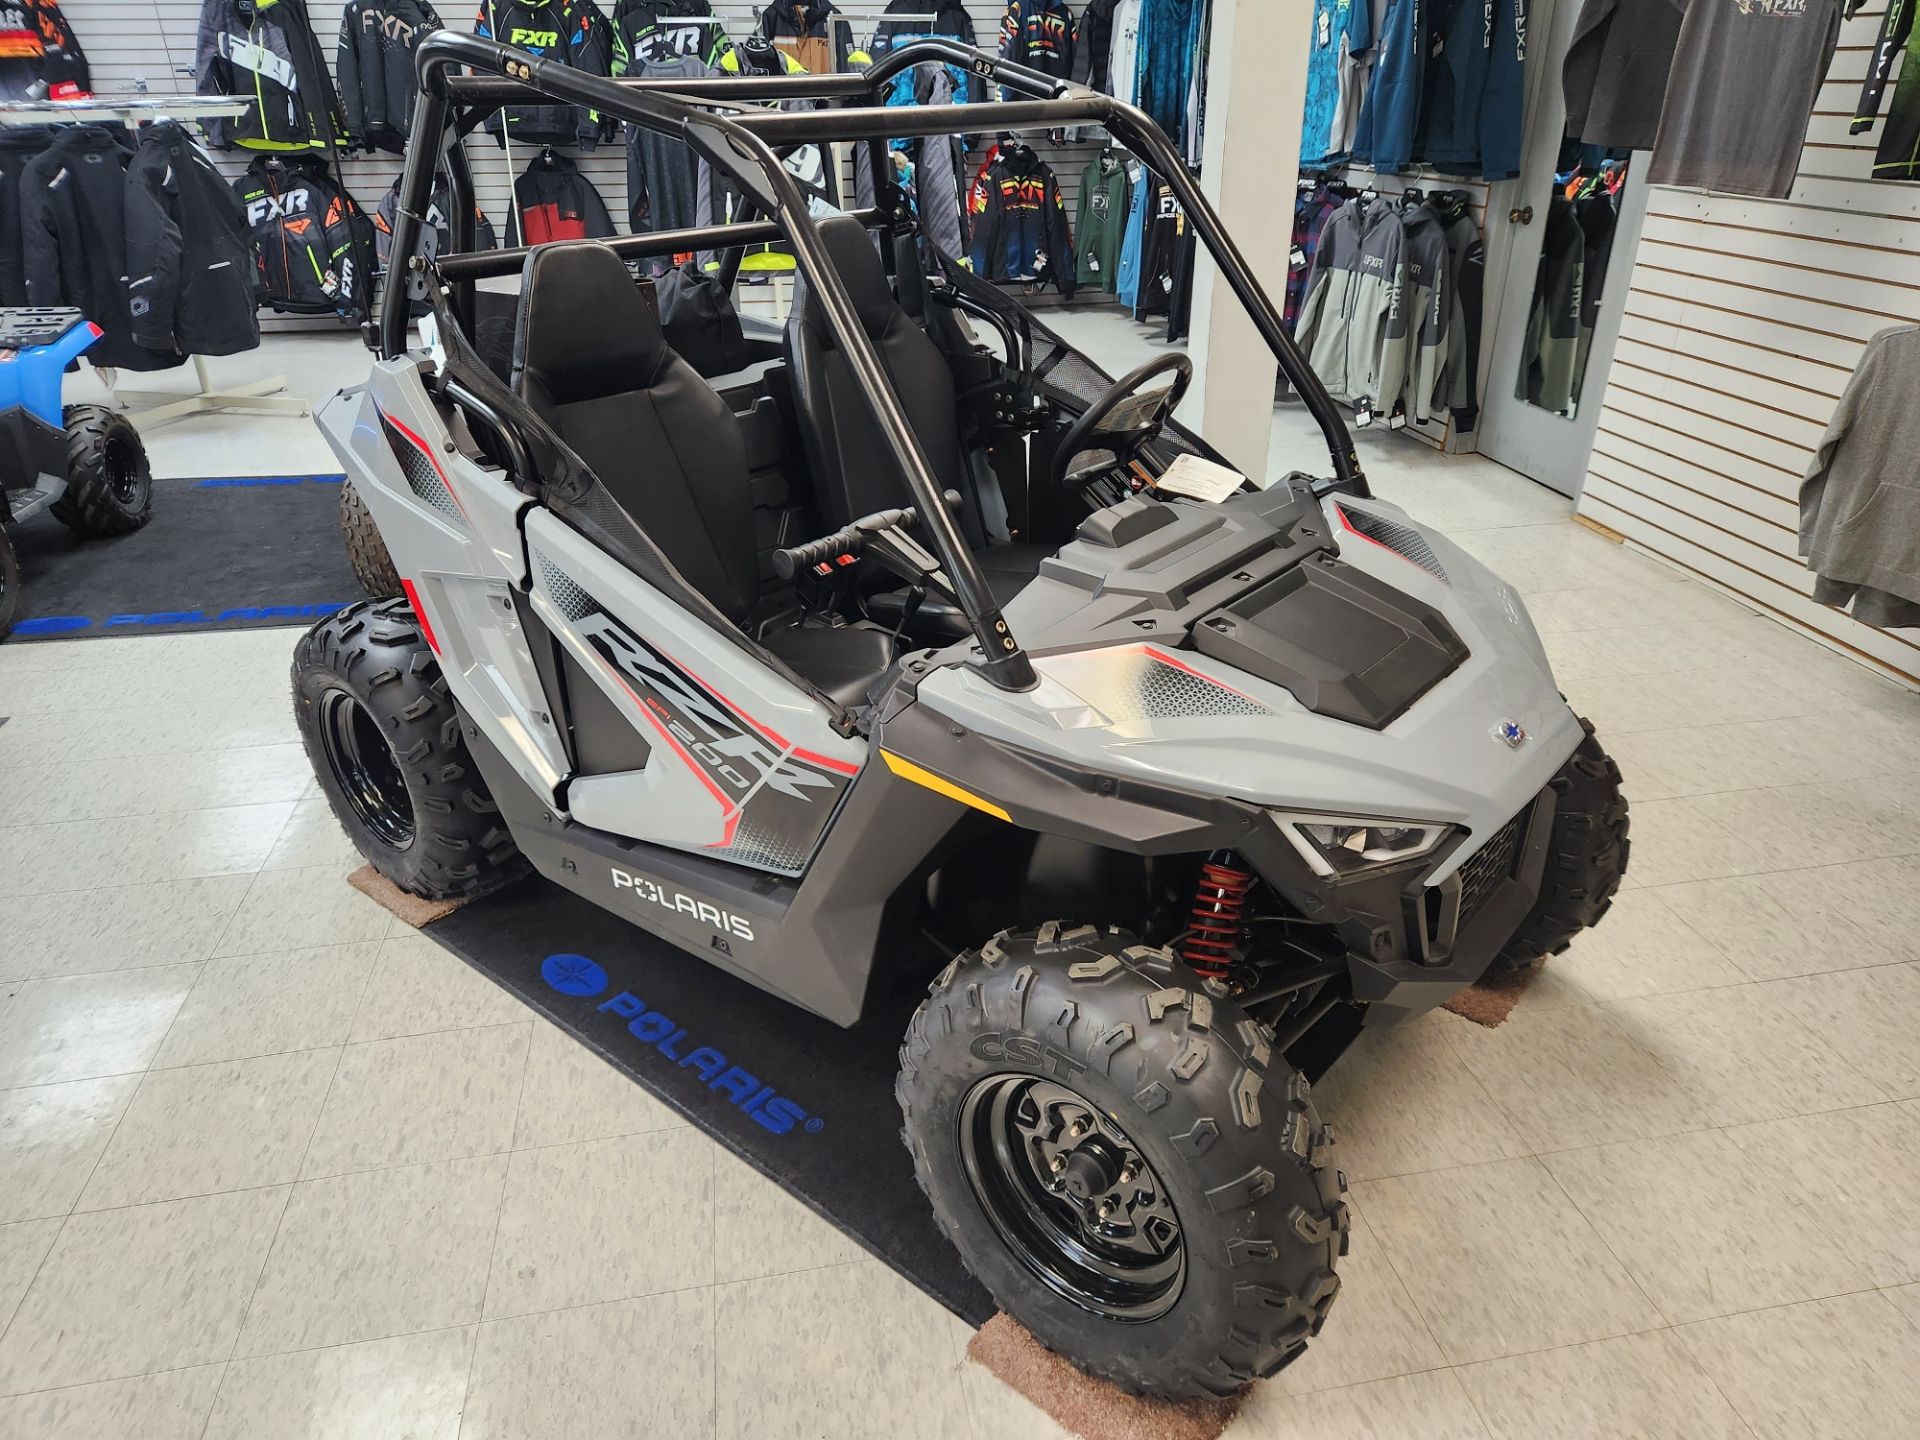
[810,215,898,341]
[511,242,670,404]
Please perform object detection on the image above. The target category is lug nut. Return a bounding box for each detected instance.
[1118,1166,1136,1185]
[1049,1154,1066,1173]
[1096,1201,1114,1220]
[1069,1120,1088,1138]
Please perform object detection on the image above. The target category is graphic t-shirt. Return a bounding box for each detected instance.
[1649,0,1844,198]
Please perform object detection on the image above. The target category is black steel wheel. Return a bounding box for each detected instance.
[294,598,527,899]
[960,1074,1185,1322]
[53,405,152,537]
[316,687,416,849]
[898,924,1347,1400]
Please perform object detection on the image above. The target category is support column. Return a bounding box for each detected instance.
[1186,0,1312,481]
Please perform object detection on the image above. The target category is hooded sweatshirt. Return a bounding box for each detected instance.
[1294,195,1409,413]
[336,0,443,153]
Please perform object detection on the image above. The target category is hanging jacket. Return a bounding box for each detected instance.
[1075,152,1130,292]
[1870,6,1920,179]
[1136,0,1200,146]
[1286,184,1345,333]
[756,0,843,76]
[1562,0,1683,151]
[968,146,1075,295]
[1301,0,1369,165]
[610,0,715,69]
[20,127,182,371]
[373,172,496,315]
[474,0,612,148]
[233,154,376,318]
[1399,202,1450,424]
[123,122,259,358]
[1000,1,1073,80]
[336,0,442,153]
[625,52,715,263]
[1413,0,1527,178]
[1109,0,1143,106]
[1133,176,1185,321]
[1352,0,1422,173]
[1799,324,1920,627]
[0,127,52,305]
[504,151,615,245]
[196,0,345,152]
[0,1,89,102]
[873,0,982,103]
[1294,196,1409,413]
[1432,190,1483,432]
[1114,159,1147,309]
[1071,0,1119,94]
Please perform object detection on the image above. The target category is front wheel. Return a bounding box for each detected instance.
[340,482,401,598]
[897,925,1347,1400]
[293,597,526,899]
[1488,716,1629,976]
[53,405,151,537]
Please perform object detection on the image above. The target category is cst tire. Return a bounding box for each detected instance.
[0,525,19,640]
[52,405,151,537]
[897,924,1348,1400]
[340,482,402,598]
[1489,717,1629,975]
[293,597,526,900]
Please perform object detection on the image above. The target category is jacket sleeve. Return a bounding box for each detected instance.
[1855,0,1914,133]
[1411,239,1450,424]
[337,4,368,146]
[1445,230,1485,430]
[969,171,1002,276]
[1046,172,1076,297]
[124,159,185,352]
[583,175,616,238]
[1369,232,1411,413]
[573,2,615,146]
[20,175,62,305]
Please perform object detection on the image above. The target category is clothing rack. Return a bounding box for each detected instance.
[0,95,305,427]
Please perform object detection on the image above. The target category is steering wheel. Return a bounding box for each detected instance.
[1050,353,1195,489]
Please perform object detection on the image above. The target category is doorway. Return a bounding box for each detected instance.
[1473,0,1650,498]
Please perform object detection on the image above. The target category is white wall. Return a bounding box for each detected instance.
[1575,5,1920,688]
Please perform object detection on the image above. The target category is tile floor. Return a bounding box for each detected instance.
[2,331,1920,1438]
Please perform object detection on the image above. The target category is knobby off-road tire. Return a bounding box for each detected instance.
[1489,716,1629,975]
[897,924,1349,1400]
[293,597,526,899]
[340,482,402,598]
[0,525,19,640]
[52,405,151,537]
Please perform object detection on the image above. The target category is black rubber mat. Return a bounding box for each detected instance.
[430,875,995,1325]
[6,474,359,641]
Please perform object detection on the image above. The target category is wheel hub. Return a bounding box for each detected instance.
[959,1075,1185,1321]
[317,688,416,850]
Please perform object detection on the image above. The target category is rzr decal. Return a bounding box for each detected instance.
[539,559,856,876]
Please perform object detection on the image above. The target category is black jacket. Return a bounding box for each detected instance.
[0,1,90,102]
[1071,0,1119,93]
[233,155,376,318]
[999,0,1073,79]
[373,172,497,316]
[967,145,1075,296]
[196,0,347,153]
[475,0,613,147]
[0,127,54,305]
[337,0,442,152]
[124,122,260,358]
[609,0,717,69]
[20,127,183,371]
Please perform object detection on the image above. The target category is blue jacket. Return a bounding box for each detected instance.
[1301,0,1371,165]
[1417,0,1527,179]
[1115,163,1148,310]
[1351,0,1422,174]
[968,148,1075,295]
[1136,0,1201,145]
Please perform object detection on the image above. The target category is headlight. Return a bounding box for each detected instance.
[1272,811,1453,878]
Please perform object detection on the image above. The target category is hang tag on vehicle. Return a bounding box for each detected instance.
[1155,453,1249,504]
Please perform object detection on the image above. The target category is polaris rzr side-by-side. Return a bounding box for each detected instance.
[298,35,1628,1401]
[0,308,155,639]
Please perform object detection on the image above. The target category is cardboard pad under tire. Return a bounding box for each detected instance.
[424,873,994,1323]
[968,1315,1243,1440]
[348,865,470,928]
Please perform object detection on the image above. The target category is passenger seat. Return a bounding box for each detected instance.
[510,242,893,708]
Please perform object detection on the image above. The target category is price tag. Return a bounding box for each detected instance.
[1155,453,1250,504]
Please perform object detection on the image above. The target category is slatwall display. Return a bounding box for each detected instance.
[68,0,1126,330]
[1576,5,1920,688]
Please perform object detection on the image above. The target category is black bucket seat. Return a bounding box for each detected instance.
[783,216,1046,603]
[511,241,892,708]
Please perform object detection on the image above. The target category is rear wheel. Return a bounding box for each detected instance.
[897,924,1347,1400]
[293,598,526,899]
[52,405,151,537]
[1489,716,1629,976]
[340,482,401,598]
[0,525,19,640]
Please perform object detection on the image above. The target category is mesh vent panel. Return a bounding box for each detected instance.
[1042,647,1273,724]
[535,550,593,620]
[383,418,462,524]
[1340,505,1449,583]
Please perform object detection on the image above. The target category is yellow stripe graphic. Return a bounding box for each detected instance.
[879,751,1011,822]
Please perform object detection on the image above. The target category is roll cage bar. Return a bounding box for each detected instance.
[385,32,1369,696]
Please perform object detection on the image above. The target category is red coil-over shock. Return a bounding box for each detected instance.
[1183,852,1253,980]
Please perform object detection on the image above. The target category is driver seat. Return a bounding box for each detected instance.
[511,241,893,708]
[784,216,1046,603]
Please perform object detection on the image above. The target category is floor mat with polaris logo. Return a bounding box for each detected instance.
[428,875,995,1325]
[6,475,358,640]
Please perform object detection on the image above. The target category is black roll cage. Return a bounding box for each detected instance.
[385,32,1369,695]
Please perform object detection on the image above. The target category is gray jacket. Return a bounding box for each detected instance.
[1800,324,1920,618]
[1296,197,1409,412]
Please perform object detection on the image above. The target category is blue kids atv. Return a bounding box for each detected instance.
[0,308,154,639]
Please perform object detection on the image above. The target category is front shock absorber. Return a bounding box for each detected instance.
[1182,851,1253,980]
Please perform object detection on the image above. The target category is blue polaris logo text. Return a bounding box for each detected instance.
[538,953,822,1137]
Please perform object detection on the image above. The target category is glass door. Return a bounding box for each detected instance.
[1474,0,1651,498]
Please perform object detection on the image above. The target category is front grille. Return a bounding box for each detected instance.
[1457,809,1527,928]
